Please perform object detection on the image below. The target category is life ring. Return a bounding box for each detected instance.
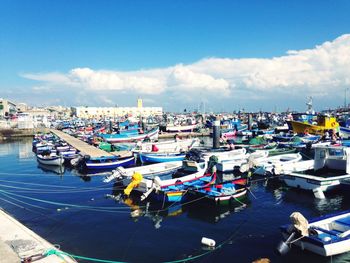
[331,122,336,127]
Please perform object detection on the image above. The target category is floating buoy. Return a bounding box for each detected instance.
[201,237,216,247]
[130,209,141,218]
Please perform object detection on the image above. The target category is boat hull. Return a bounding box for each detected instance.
[36,155,64,166]
[85,156,135,170]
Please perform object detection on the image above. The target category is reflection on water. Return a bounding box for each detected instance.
[2,138,350,262]
[37,163,65,175]
[110,185,249,227]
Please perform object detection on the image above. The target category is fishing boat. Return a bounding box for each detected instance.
[80,155,135,171]
[36,153,64,166]
[202,148,247,162]
[253,153,303,176]
[279,211,350,256]
[216,157,249,172]
[132,138,200,153]
[103,161,183,183]
[100,127,159,143]
[138,152,186,164]
[189,178,249,204]
[166,123,198,133]
[123,151,211,202]
[281,145,350,198]
[289,115,339,135]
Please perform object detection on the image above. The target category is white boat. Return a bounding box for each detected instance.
[133,138,200,153]
[166,123,198,132]
[216,157,248,172]
[253,153,303,175]
[279,211,350,256]
[103,161,183,183]
[281,146,350,197]
[36,153,64,166]
[216,150,270,173]
[202,148,247,162]
[124,159,208,197]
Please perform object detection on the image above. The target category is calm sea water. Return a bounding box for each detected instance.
[1,138,350,263]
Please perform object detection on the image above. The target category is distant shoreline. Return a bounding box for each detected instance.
[0,128,50,140]
[0,128,210,140]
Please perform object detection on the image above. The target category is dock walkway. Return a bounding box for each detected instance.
[51,129,131,158]
[0,209,75,262]
[51,129,113,158]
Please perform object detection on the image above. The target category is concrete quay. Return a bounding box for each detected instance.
[0,209,75,262]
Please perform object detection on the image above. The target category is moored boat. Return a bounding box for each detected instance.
[81,155,135,171]
[139,152,186,164]
[279,211,350,256]
[36,153,64,166]
[103,161,183,183]
[281,145,350,198]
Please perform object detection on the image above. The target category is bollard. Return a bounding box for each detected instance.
[213,117,220,149]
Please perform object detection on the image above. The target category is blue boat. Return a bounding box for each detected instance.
[99,127,159,143]
[279,210,350,256]
[139,152,186,164]
[82,155,135,171]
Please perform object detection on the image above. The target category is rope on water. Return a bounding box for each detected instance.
[0,189,132,211]
[42,217,248,263]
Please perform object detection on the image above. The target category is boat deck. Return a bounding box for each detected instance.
[51,129,131,158]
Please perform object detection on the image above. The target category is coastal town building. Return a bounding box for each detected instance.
[72,99,162,119]
[0,98,17,119]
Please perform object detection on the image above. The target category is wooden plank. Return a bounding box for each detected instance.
[50,129,113,158]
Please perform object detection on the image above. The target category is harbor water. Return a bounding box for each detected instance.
[1,138,350,262]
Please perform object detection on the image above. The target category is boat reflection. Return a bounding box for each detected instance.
[37,163,65,175]
[185,196,249,224]
[109,186,249,227]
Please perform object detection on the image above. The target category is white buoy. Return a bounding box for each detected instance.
[201,237,216,247]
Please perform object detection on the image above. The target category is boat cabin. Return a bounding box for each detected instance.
[314,146,350,174]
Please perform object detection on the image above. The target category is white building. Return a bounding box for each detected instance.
[73,99,163,119]
[0,98,17,119]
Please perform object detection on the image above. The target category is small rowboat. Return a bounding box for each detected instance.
[138,152,186,164]
[189,178,249,204]
[83,156,135,171]
[36,153,64,166]
[103,161,183,183]
[279,211,350,256]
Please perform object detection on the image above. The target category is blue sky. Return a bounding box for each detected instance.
[1,0,350,112]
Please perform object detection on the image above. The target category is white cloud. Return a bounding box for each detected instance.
[20,34,350,108]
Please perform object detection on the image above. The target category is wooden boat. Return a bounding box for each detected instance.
[189,178,249,204]
[279,211,350,256]
[202,148,247,162]
[289,115,339,135]
[281,145,350,198]
[166,123,197,133]
[82,155,135,171]
[139,152,186,164]
[100,127,159,143]
[132,138,200,153]
[253,153,303,176]
[36,153,64,166]
[124,159,209,202]
[103,161,183,183]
